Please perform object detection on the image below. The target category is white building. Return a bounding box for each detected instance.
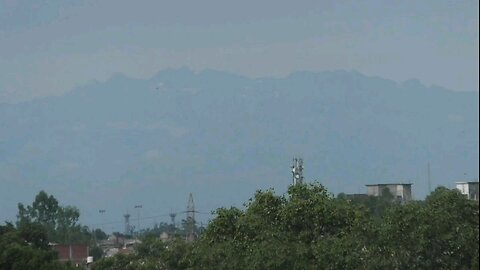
[455,181,479,201]
[366,183,413,202]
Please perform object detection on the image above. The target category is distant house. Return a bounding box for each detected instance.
[101,236,141,258]
[366,183,413,203]
[52,243,89,265]
[456,181,479,201]
[101,234,126,248]
[160,231,170,242]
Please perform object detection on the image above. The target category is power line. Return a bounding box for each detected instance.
[91,210,212,227]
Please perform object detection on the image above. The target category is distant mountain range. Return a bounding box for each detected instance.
[1,68,478,230]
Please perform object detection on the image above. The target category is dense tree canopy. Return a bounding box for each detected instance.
[0,222,76,270]
[16,191,92,244]
[93,183,479,270]
[1,191,96,269]
[3,185,478,269]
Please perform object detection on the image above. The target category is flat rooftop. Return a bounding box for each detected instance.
[366,183,413,186]
[456,181,479,184]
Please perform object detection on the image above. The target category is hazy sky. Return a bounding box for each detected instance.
[0,0,478,102]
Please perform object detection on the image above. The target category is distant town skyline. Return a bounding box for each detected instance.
[1,0,478,103]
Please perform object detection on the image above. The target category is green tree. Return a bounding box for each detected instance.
[187,184,479,270]
[187,184,363,270]
[337,187,395,219]
[90,245,104,262]
[16,190,90,244]
[369,187,479,269]
[0,222,75,270]
[92,253,137,270]
[90,184,480,270]
[93,228,108,241]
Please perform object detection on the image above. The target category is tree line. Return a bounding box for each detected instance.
[93,184,479,270]
[1,184,479,269]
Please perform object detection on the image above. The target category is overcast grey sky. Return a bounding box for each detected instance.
[0,0,478,102]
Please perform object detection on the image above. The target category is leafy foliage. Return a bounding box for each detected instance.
[17,190,91,244]
[0,191,98,269]
[92,236,190,270]
[190,184,477,270]
[10,185,477,269]
[0,222,76,269]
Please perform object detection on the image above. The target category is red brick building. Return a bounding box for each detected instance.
[52,244,89,265]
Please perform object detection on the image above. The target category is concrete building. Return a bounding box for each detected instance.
[456,181,479,201]
[366,183,413,202]
[160,232,170,242]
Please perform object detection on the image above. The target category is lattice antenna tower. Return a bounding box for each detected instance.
[186,193,196,242]
[123,213,131,236]
[169,211,177,235]
[291,157,304,185]
[169,212,177,227]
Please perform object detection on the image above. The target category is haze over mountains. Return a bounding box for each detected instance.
[0,68,478,230]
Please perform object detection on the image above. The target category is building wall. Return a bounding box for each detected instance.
[367,184,412,202]
[401,185,412,201]
[468,183,479,201]
[367,185,380,197]
[53,244,89,264]
[468,182,479,201]
[456,183,469,196]
[456,182,479,201]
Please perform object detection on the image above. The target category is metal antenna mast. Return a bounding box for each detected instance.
[291,157,304,185]
[169,212,177,227]
[169,211,177,234]
[186,193,195,242]
[123,213,131,236]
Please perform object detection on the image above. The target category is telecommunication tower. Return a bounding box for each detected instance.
[169,211,177,234]
[186,193,196,242]
[291,157,304,185]
[169,212,177,227]
[123,213,131,236]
